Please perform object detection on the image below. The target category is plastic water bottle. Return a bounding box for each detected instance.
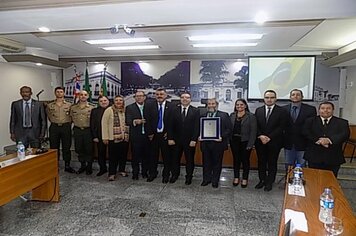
[292,164,303,194]
[17,141,26,160]
[318,188,334,224]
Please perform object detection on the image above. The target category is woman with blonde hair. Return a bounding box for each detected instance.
[102,95,129,181]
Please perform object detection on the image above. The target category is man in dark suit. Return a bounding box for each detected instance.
[255,90,288,191]
[167,92,200,185]
[10,86,46,148]
[303,101,349,177]
[125,90,150,180]
[283,89,317,169]
[145,88,172,183]
[200,98,232,188]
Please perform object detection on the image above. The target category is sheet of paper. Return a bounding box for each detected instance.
[287,184,306,197]
[285,209,309,233]
[203,120,217,137]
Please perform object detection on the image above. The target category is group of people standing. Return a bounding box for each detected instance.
[10,86,350,191]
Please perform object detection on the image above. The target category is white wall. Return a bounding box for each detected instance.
[0,62,62,152]
[344,66,356,124]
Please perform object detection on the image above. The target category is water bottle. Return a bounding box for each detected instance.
[318,188,334,224]
[17,141,26,160]
[292,164,303,194]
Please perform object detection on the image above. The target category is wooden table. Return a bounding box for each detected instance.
[0,149,59,206]
[278,168,356,235]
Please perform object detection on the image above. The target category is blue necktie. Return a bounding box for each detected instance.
[291,106,298,122]
[157,104,163,130]
[139,105,145,134]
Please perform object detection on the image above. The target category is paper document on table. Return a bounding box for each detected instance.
[284,209,308,233]
[287,184,306,197]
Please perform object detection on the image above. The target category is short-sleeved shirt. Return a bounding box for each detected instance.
[46,100,72,124]
[70,102,94,128]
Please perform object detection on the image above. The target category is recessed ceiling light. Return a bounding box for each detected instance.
[35,63,43,66]
[38,27,50,32]
[84,38,152,45]
[254,11,268,24]
[192,43,258,48]
[187,34,263,41]
[102,45,160,50]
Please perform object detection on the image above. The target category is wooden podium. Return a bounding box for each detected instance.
[0,149,59,206]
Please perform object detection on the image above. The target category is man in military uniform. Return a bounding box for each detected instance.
[70,90,95,175]
[46,87,75,173]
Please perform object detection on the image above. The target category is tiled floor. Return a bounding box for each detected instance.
[0,164,354,236]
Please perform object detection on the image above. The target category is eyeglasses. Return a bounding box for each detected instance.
[264,97,276,99]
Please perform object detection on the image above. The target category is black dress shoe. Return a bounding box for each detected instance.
[147,176,156,182]
[201,181,211,186]
[132,175,139,180]
[86,169,93,175]
[212,183,218,188]
[255,181,265,189]
[64,166,76,173]
[264,185,272,192]
[185,178,192,185]
[169,177,177,183]
[96,170,107,176]
[76,166,86,174]
[142,173,148,179]
[162,177,169,183]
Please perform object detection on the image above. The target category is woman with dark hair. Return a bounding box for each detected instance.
[90,95,110,176]
[102,95,129,181]
[229,99,257,188]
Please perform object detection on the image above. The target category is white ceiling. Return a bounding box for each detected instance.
[0,0,356,64]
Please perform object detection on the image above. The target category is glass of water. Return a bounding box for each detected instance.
[324,217,344,235]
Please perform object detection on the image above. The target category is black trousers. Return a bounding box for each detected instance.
[73,127,92,163]
[149,133,171,178]
[108,141,129,175]
[255,141,281,186]
[172,141,196,178]
[131,135,150,177]
[230,137,251,180]
[49,123,72,162]
[96,139,107,171]
[201,141,224,184]
[308,162,340,177]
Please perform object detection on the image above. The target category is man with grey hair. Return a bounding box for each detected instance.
[200,98,232,188]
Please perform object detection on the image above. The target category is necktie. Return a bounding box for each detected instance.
[266,107,271,123]
[323,118,328,126]
[157,104,163,130]
[291,106,298,122]
[139,105,145,134]
[182,107,186,121]
[24,102,31,127]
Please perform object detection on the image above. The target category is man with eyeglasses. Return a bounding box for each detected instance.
[254,90,288,191]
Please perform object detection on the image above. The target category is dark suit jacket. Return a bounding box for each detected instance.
[229,111,257,148]
[200,110,232,151]
[303,116,350,165]
[125,102,149,139]
[255,104,288,148]
[167,104,200,145]
[10,99,46,139]
[90,107,107,139]
[145,100,172,135]
[283,103,317,150]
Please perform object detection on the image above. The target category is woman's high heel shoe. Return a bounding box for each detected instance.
[233,178,240,186]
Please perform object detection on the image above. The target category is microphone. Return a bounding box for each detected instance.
[36,89,44,97]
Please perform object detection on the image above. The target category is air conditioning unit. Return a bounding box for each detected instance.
[0,37,25,53]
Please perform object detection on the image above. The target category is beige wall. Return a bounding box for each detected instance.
[344,66,356,124]
[0,62,62,151]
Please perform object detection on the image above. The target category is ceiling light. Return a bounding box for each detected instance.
[255,11,268,24]
[102,45,160,50]
[84,38,152,45]
[192,43,258,48]
[35,63,43,66]
[187,34,263,41]
[38,27,50,32]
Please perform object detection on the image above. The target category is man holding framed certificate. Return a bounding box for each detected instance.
[200,98,232,188]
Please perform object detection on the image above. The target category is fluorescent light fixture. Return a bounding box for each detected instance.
[35,63,43,66]
[102,45,160,50]
[84,37,152,45]
[38,27,50,32]
[188,34,263,41]
[192,42,257,48]
[255,11,268,24]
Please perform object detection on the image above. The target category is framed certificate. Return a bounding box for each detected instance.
[200,117,221,140]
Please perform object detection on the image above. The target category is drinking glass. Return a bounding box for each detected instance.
[324,217,344,235]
